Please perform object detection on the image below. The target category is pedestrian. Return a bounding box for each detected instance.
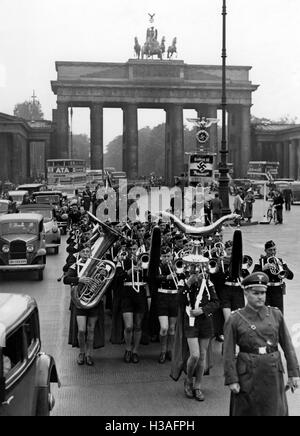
[253,240,293,314]
[233,189,244,222]
[82,185,92,211]
[283,184,293,211]
[223,272,300,416]
[244,188,255,222]
[210,193,223,222]
[273,190,284,223]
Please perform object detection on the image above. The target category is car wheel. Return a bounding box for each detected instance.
[37,270,44,281]
[36,384,54,416]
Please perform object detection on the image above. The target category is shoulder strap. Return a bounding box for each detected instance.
[236,308,271,344]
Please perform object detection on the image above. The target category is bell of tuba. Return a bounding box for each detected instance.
[71,215,122,310]
[267,256,286,279]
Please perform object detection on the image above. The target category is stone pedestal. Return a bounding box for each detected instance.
[90,104,103,170]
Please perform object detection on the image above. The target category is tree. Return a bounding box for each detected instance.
[72,134,90,162]
[14,100,44,121]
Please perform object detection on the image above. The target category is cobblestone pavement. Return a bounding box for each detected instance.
[1,198,299,416]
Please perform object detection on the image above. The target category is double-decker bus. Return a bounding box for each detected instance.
[47,159,87,185]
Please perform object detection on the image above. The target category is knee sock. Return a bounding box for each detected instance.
[159,334,168,353]
[78,331,86,354]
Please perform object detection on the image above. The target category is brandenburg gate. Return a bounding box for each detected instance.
[51,59,258,182]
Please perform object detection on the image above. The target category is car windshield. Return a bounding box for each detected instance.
[0,221,38,235]
[22,209,52,222]
[35,195,60,204]
[0,203,8,213]
[10,194,24,202]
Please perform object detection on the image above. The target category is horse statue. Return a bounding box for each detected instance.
[167,37,177,59]
[134,37,141,59]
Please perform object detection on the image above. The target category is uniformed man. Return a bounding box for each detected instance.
[253,240,293,313]
[223,272,299,416]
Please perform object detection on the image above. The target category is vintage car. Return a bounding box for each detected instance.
[0,200,14,216]
[18,205,61,254]
[0,293,60,416]
[0,213,46,280]
[32,191,63,207]
[8,190,29,209]
[16,184,44,197]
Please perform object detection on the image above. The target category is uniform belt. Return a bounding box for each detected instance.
[124,282,146,287]
[240,345,278,355]
[158,288,178,294]
[225,281,241,287]
[267,282,283,287]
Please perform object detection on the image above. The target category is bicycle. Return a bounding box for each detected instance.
[266,204,277,223]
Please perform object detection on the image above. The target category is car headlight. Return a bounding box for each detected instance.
[52,225,58,233]
[2,245,9,253]
[27,245,34,253]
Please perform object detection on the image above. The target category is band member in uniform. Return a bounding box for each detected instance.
[223,272,299,416]
[155,247,180,363]
[121,241,149,363]
[253,240,293,314]
[64,246,104,366]
[171,262,219,401]
[221,240,248,324]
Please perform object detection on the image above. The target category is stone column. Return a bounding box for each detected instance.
[289,139,298,180]
[169,105,184,181]
[240,105,251,178]
[122,108,127,173]
[256,141,264,161]
[165,108,172,185]
[123,104,138,179]
[56,102,69,159]
[90,104,104,171]
[283,141,290,178]
[276,142,284,177]
[296,139,300,180]
[227,106,241,177]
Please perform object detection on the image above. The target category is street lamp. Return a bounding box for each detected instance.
[218,0,231,215]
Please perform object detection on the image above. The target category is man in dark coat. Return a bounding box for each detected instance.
[223,272,299,416]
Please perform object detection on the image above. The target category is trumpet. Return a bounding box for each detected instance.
[211,242,226,258]
[208,257,219,274]
[137,252,150,270]
[167,260,184,288]
[267,256,286,279]
[242,255,253,270]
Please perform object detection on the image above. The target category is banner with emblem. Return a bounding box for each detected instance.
[188,154,214,182]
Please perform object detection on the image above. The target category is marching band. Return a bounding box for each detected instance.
[59,204,298,409]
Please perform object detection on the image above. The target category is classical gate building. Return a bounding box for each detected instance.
[51,59,259,182]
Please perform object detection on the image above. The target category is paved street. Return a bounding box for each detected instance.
[0,198,299,416]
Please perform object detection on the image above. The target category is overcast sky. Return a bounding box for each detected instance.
[0,0,299,145]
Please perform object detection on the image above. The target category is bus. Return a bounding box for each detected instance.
[47,159,87,185]
[247,161,279,182]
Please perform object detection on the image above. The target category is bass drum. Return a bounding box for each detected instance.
[147,226,161,295]
[228,229,243,280]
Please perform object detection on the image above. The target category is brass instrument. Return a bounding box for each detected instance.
[242,255,253,270]
[208,257,219,274]
[267,256,286,279]
[139,252,150,270]
[71,216,121,310]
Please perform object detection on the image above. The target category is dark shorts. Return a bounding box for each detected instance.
[183,313,214,339]
[220,285,245,311]
[157,292,178,318]
[121,286,147,314]
[74,304,101,318]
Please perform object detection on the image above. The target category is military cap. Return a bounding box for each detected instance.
[265,240,276,250]
[242,272,269,291]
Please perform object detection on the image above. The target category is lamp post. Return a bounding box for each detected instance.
[218,0,231,215]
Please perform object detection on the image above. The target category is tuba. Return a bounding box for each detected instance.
[267,256,286,279]
[71,214,122,310]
